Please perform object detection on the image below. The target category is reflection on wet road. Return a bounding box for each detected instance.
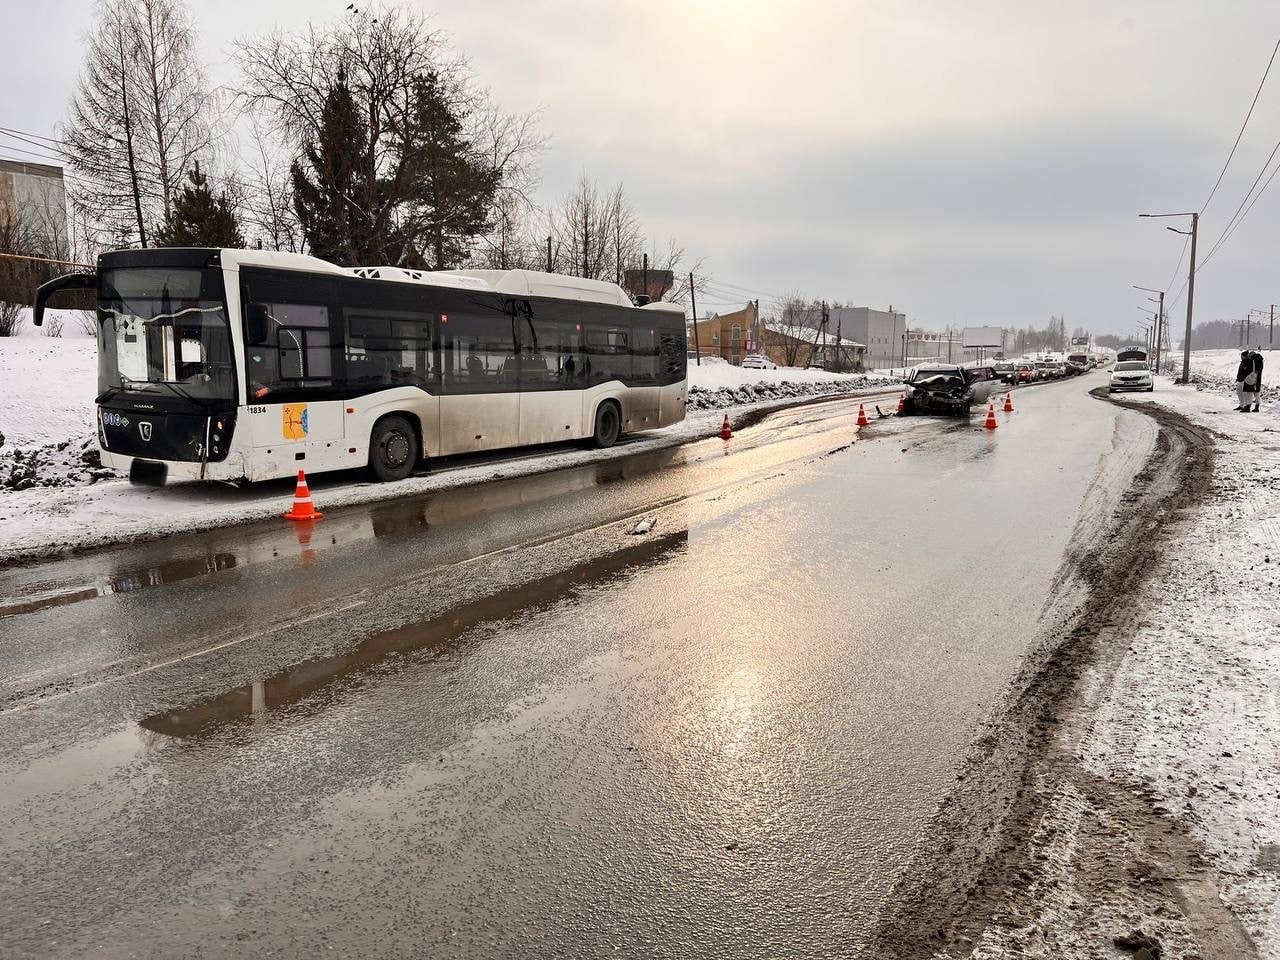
[140,531,689,739]
[0,380,1158,958]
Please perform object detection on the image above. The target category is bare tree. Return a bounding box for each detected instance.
[550,174,615,280]
[772,292,820,367]
[62,0,215,246]
[236,120,302,252]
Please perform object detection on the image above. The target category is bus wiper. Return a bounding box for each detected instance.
[149,379,211,409]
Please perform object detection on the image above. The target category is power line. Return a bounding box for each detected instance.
[1198,135,1280,267]
[1198,154,1280,272]
[1201,36,1280,214]
[1158,33,1280,310]
[0,125,69,148]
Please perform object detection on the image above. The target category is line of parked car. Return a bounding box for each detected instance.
[900,353,1112,416]
[992,354,1107,385]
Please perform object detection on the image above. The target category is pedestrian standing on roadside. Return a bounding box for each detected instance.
[1236,350,1255,411]
[1252,350,1265,412]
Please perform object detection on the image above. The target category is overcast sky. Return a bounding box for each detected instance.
[6,0,1280,336]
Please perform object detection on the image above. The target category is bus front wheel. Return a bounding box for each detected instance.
[369,415,419,482]
[591,402,621,449]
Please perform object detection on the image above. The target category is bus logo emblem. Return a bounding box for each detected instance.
[139,422,152,441]
[283,404,309,440]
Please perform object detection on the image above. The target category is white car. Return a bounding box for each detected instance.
[740,354,777,370]
[1109,360,1154,393]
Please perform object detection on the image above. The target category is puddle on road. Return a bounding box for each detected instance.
[138,529,689,741]
[2,447,686,619]
[0,553,240,618]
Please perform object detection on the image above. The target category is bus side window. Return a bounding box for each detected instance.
[442,311,518,393]
[522,303,582,390]
[659,329,685,384]
[245,301,334,395]
[632,327,658,384]
[583,324,631,385]
[345,309,435,389]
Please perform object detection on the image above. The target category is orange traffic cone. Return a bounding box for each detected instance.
[283,469,324,521]
[856,403,870,427]
[983,403,999,430]
[720,415,732,441]
[1003,392,1015,413]
[896,394,906,414]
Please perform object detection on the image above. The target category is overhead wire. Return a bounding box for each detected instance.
[1159,34,1280,311]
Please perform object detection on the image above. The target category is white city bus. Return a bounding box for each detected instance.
[34,248,689,484]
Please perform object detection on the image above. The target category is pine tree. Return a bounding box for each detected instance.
[153,162,244,247]
[400,72,498,269]
[291,70,399,265]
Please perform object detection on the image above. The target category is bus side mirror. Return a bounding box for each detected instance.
[246,302,269,345]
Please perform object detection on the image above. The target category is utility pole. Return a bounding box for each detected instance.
[820,301,829,369]
[1182,213,1199,383]
[642,253,649,303]
[689,271,701,367]
[833,307,843,372]
[1140,212,1198,383]
[1272,303,1275,347]
[1155,290,1164,374]
[546,236,552,273]
[753,298,760,358]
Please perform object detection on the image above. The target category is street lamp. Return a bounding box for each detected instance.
[1132,284,1165,373]
[1139,212,1199,383]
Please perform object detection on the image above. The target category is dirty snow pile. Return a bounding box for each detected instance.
[1076,381,1280,953]
[686,369,902,410]
[0,434,114,491]
[0,324,110,490]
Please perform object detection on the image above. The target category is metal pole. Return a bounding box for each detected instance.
[1156,291,1164,374]
[689,271,701,367]
[820,301,828,370]
[754,299,760,360]
[1272,303,1275,347]
[546,236,552,272]
[834,307,842,372]
[1181,213,1198,384]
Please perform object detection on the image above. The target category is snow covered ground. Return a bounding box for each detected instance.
[1075,380,1280,954]
[1179,347,1280,389]
[0,326,901,563]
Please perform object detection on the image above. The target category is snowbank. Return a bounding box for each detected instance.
[687,366,901,411]
[1175,347,1280,389]
[1077,381,1280,951]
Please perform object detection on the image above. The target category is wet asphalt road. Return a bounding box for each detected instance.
[0,375,1157,959]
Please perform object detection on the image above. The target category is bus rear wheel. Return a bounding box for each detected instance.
[591,402,621,449]
[369,415,418,482]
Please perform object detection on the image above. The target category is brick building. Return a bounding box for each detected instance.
[686,302,761,365]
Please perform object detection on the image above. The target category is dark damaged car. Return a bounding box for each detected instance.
[900,363,1001,416]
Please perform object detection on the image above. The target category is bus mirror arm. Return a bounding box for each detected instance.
[33,272,96,327]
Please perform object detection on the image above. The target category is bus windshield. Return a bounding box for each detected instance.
[98,266,235,403]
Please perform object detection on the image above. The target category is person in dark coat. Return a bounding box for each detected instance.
[1236,351,1255,411]
[1251,350,1265,412]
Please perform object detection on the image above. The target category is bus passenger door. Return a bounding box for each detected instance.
[518,301,582,446]
[438,309,520,454]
